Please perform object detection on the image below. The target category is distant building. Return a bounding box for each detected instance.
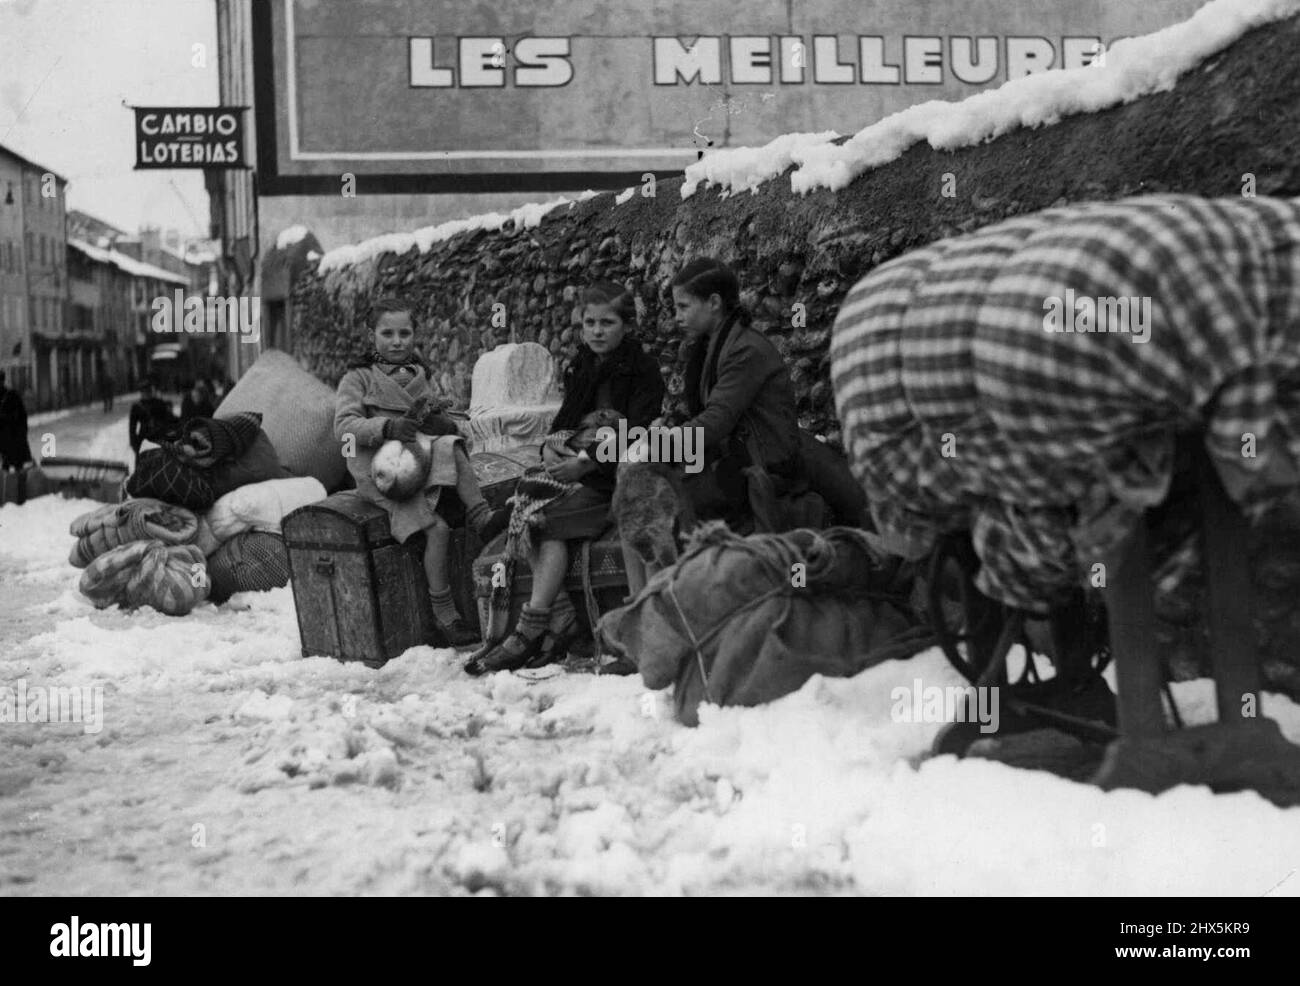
[0,141,68,411]
[68,210,221,397]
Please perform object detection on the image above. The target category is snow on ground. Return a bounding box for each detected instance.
[4,481,1300,895]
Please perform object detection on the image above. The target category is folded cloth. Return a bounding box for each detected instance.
[69,497,200,568]
[193,515,220,556]
[79,540,209,616]
[163,412,263,469]
[125,449,215,511]
[206,429,291,500]
[205,476,327,546]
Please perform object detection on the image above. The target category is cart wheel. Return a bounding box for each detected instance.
[925,533,1010,684]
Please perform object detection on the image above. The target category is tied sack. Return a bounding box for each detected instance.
[597,523,927,726]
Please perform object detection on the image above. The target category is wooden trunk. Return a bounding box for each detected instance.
[281,445,540,667]
[283,492,442,667]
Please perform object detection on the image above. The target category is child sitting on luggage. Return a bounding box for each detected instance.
[465,282,665,675]
[334,297,507,647]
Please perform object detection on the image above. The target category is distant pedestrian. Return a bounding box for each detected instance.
[99,369,115,413]
[181,380,216,421]
[129,379,177,461]
[0,370,33,471]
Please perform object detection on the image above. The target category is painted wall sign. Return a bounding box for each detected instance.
[134,107,248,170]
[253,0,1206,195]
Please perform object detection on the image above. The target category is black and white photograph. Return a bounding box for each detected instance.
[1,0,1298,925]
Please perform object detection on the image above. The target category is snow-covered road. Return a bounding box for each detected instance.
[3,419,1300,894]
[4,492,1300,896]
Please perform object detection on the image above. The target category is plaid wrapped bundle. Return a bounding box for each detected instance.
[206,531,290,605]
[126,449,215,511]
[831,194,1300,612]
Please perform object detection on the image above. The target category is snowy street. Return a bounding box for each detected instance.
[2,416,1300,895]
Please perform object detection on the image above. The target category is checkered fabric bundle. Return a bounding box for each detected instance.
[831,194,1300,612]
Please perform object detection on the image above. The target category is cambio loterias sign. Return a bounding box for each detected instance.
[254,0,1206,194]
[134,107,248,169]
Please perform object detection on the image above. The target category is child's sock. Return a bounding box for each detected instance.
[549,591,577,629]
[429,587,461,625]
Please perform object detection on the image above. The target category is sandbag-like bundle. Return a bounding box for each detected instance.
[216,350,348,491]
[69,498,200,568]
[598,523,919,726]
[79,540,209,616]
[831,194,1300,612]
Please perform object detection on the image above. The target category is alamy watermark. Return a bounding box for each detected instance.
[150,290,261,343]
[890,678,999,735]
[1042,289,1151,344]
[594,421,705,474]
[0,679,103,734]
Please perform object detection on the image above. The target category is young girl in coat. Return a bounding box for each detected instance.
[334,297,505,647]
[466,281,665,674]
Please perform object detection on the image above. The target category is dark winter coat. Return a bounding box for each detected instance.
[683,312,800,475]
[0,385,32,469]
[550,335,665,493]
[129,397,176,453]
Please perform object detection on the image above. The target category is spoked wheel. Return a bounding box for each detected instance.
[925,533,1122,754]
[924,532,1019,686]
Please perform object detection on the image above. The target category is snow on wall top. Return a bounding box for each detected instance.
[316,191,599,274]
[275,224,312,250]
[312,0,1298,276]
[685,0,1300,198]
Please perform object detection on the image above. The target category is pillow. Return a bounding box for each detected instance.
[215,349,346,492]
[207,430,291,500]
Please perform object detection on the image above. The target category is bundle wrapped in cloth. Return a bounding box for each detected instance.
[598,523,923,726]
[127,411,288,509]
[830,193,1300,612]
[69,498,200,568]
[79,540,209,616]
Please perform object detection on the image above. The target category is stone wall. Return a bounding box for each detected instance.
[290,15,1300,444]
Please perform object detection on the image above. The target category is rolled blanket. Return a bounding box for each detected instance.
[204,476,327,547]
[69,498,200,568]
[163,412,263,469]
[124,542,209,616]
[79,540,209,615]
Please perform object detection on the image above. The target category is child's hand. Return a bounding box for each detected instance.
[546,457,590,483]
[384,417,420,442]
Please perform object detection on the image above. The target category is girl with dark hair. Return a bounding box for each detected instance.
[467,280,665,674]
[669,256,801,527]
[334,297,504,648]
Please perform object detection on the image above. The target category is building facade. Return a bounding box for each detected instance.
[0,142,68,410]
